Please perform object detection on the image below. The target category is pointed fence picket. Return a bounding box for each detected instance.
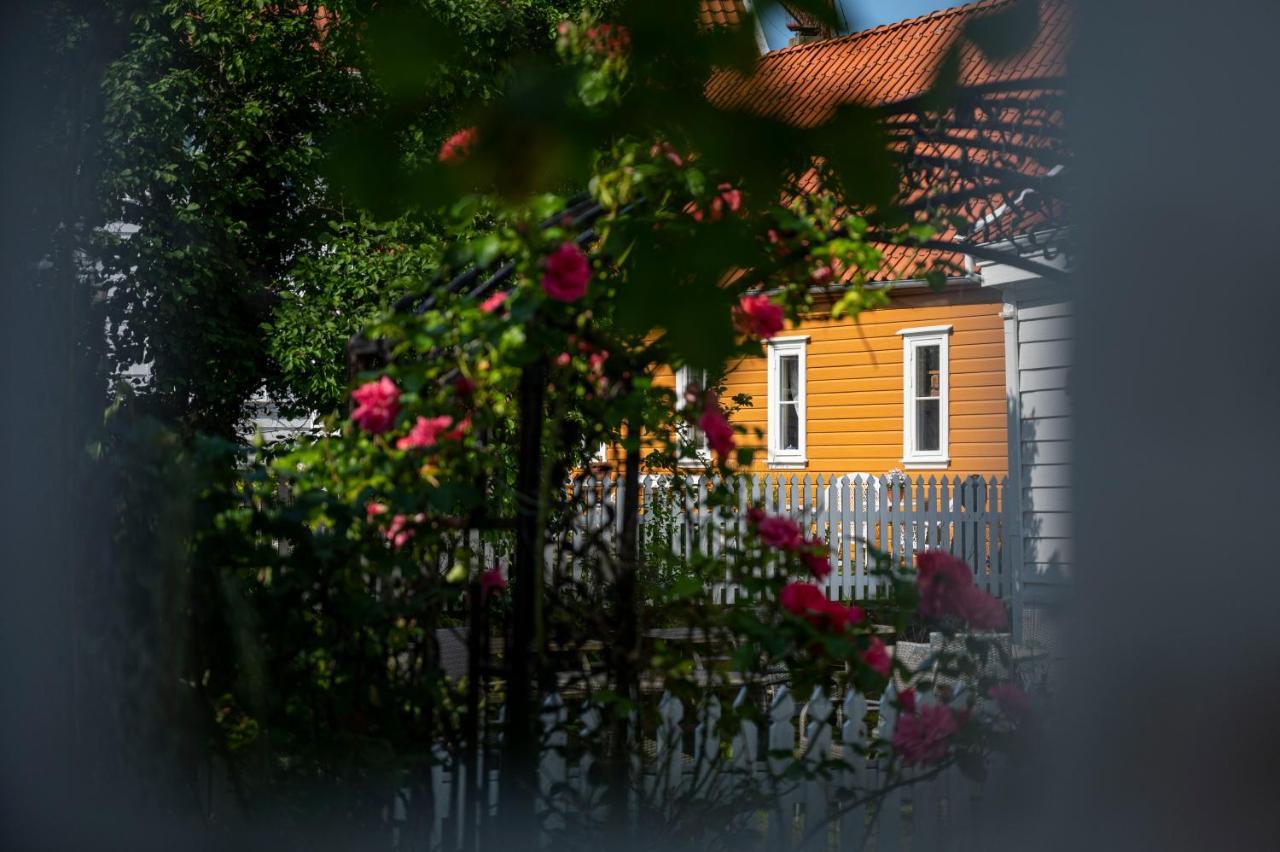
[568,473,1016,614]
[416,681,996,852]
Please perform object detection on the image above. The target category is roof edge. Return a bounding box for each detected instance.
[758,0,1014,63]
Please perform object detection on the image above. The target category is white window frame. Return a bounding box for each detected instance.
[898,325,952,468]
[674,365,710,466]
[767,336,808,467]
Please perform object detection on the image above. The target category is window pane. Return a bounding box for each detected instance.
[780,355,799,402]
[781,402,799,450]
[915,344,940,399]
[916,399,940,452]
[678,366,706,403]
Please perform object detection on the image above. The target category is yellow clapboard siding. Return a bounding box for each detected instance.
[637,284,1007,478]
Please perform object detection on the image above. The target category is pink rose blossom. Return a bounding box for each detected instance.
[396,415,452,450]
[479,567,508,601]
[780,582,862,632]
[780,581,826,617]
[733,294,785,340]
[385,513,415,549]
[690,183,744,223]
[898,688,917,715]
[650,141,685,168]
[698,392,735,458]
[479,291,507,313]
[862,637,892,677]
[988,682,1031,718]
[366,501,388,521]
[540,242,591,302]
[442,416,470,442]
[585,23,630,58]
[800,538,831,580]
[438,127,477,165]
[891,704,959,767]
[915,550,1007,629]
[757,515,803,551]
[351,376,401,434]
[956,584,1008,630]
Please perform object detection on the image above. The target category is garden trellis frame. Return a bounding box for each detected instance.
[343,76,1068,843]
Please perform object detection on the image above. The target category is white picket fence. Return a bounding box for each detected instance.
[410,681,1002,851]
[565,473,1016,605]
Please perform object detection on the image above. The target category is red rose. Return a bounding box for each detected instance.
[540,242,591,302]
[438,127,477,165]
[861,637,892,677]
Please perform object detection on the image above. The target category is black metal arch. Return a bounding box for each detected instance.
[872,76,1072,282]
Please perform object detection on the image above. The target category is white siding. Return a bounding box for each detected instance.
[1008,280,1073,606]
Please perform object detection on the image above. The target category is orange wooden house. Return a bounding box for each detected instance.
[634,1,1071,477]
[620,1,1074,636]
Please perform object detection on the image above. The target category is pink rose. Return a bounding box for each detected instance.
[898,688,917,715]
[438,127,477,165]
[366,501,388,521]
[988,682,1031,718]
[396,415,452,450]
[649,141,685,168]
[956,584,1008,630]
[800,537,830,580]
[757,515,803,551]
[698,392,735,458]
[780,581,826,617]
[715,184,742,215]
[385,514,415,549]
[540,242,591,302]
[479,567,508,601]
[891,704,958,767]
[689,184,743,223]
[479,291,507,313]
[733,294,785,340]
[861,637,892,677]
[442,416,470,442]
[351,376,400,434]
[780,582,862,632]
[915,551,1007,629]
[585,23,630,58]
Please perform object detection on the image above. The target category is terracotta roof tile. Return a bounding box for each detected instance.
[706,0,1071,281]
[698,0,747,28]
[710,0,1070,125]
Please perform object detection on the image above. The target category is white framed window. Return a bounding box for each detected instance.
[675,365,709,465]
[899,325,952,468]
[767,336,808,466]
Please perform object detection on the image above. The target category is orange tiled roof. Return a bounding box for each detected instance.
[708,0,1071,281]
[698,0,747,28]
[708,0,1070,123]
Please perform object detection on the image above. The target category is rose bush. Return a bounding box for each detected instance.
[194,6,1031,841]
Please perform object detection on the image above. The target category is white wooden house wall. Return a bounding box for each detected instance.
[986,262,1073,652]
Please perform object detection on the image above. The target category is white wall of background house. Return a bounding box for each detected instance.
[984,259,1073,651]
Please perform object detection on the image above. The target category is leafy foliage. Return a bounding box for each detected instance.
[98,0,617,434]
